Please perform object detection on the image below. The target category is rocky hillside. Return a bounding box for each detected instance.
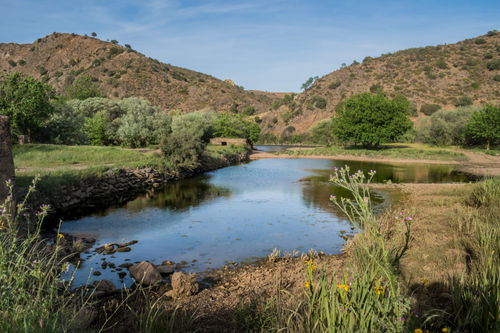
[261,32,500,135]
[0,32,277,114]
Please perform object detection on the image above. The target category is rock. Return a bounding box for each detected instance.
[103,243,114,251]
[157,264,175,275]
[92,279,115,293]
[93,271,101,276]
[119,263,133,269]
[118,272,127,279]
[129,261,162,286]
[165,272,199,299]
[162,260,174,266]
[116,246,131,252]
[74,306,97,329]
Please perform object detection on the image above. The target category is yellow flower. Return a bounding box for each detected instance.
[305,281,313,288]
[442,328,448,332]
[57,233,64,239]
[373,285,386,296]
[415,329,423,333]
[305,259,312,265]
[336,284,349,292]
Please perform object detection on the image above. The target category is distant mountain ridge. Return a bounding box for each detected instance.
[0,32,278,114]
[259,31,500,135]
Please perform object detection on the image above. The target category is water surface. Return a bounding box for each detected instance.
[61,157,473,286]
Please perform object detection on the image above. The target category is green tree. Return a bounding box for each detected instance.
[309,119,336,145]
[0,72,55,139]
[65,75,102,100]
[301,76,318,90]
[464,104,500,150]
[171,111,215,143]
[42,102,87,145]
[211,113,260,144]
[116,98,171,148]
[84,111,108,145]
[332,93,412,148]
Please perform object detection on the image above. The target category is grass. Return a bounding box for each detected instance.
[13,143,248,192]
[275,144,469,161]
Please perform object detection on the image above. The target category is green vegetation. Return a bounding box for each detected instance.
[328,80,341,90]
[275,144,468,161]
[417,106,477,146]
[420,103,441,116]
[332,93,412,148]
[65,75,102,100]
[212,112,260,144]
[486,59,500,70]
[301,76,318,90]
[464,104,500,150]
[0,72,55,140]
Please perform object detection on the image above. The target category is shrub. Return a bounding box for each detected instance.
[301,76,318,90]
[309,119,336,144]
[455,95,474,107]
[270,100,281,110]
[116,98,171,148]
[312,96,327,109]
[272,116,278,124]
[65,75,102,100]
[42,102,87,144]
[124,44,132,49]
[18,59,26,66]
[328,80,341,90]
[436,59,448,69]
[408,101,418,116]
[91,32,97,37]
[417,106,476,146]
[84,111,108,145]
[171,111,215,143]
[242,106,255,116]
[7,59,16,67]
[108,47,124,58]
[212,112,260,144]
[369,83,383,94]
[471,82,480,89]
[486,59,500,70]
[111,39,119,44]
[68,58,78,66]
[420,103,441,116]
[160,132,205,170]
[38,66,48,75]
[475,38,487,45]
[487,30,498,36]
[493,74,500,82]
[484,53,494,59]
[54,71,63,78]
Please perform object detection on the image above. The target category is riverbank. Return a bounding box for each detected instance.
[84,178,498,332]
[13,143,250,223]
[251,144,500,177]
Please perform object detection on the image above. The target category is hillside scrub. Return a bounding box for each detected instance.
[332,93,413,148]
[417,106,477,146]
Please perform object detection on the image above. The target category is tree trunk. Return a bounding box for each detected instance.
[487,139,490,151]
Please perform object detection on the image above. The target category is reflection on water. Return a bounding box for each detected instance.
[61,157,473,287]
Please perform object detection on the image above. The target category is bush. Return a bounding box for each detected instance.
[369,83,383,94]
[116,98,171,148]
[475,38,487,45]
[7,59,16,67]
[493,75,500,82]
[242,106,255,116]
[42,102,87,144]
[171,111,215,143]
[18,59,26,66]
[270,100,281,110]
[212,112,260,144]
[420,103,441,116]
[309,119,336,144]
[455,95,474,107]
[408,101,418,116]
[65,75,102,100]
[417,106,476,146]
[328,80,341,90]
[312,96,327,109]
[436,59,448,69]
[160,132,205,170]
[38,67,48,75]
[272,116,278,124]
[486,59,500,70]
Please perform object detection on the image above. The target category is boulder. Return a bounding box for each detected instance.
[92,279,115,293]
[157,264,175,275]
[129,261,162,285]
[165,272,199,299]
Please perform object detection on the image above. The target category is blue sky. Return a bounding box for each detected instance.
[1,1,499,92]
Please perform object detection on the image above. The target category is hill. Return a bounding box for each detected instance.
[260,31,500,136]
[0,32,277,114]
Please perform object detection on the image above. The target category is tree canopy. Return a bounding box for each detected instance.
[0,72,55,139]
[211,112,260,144]
[332,93,413,148]
[65,75,102,100]
[464,104,500,150]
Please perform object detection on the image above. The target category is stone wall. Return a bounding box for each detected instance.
[209,137,249,146]
[0,116,15,203]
